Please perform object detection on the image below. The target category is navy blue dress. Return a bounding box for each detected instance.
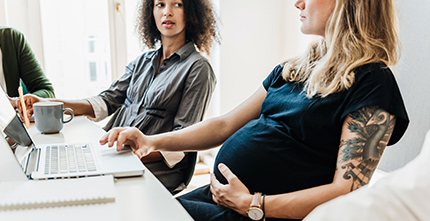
[177,63,409,221]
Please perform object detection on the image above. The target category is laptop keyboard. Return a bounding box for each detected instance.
[44,144,97,175]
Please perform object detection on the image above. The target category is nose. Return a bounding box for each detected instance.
[163,7,173,17]
[294,0,305,10]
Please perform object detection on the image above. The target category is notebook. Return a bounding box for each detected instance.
[0,174,120,221]
[0,175,116,211]
[0,88,145,180]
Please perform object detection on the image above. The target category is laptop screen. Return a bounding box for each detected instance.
[0,88,32,146]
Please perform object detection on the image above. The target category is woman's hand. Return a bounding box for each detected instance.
[18,94,46,117]
[210,163,253,216]
[99,127,154,159]
[7,96,18,109]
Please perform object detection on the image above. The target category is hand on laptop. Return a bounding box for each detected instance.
[100,127,154,159]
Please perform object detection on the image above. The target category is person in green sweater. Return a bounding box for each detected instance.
[0,26,55,107]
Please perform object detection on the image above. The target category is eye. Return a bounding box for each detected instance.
[175,2,183,7]
[155,2,165,7]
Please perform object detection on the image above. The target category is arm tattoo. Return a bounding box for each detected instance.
[339,106,396,191]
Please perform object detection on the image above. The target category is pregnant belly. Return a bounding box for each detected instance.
[212,125,335,194]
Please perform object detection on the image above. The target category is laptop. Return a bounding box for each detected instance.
[0,88,144,180]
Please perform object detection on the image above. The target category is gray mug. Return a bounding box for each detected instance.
[33,102,74,134]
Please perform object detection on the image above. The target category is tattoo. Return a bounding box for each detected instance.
[339,106,395,191]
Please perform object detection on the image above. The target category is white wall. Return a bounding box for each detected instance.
[0,0,45,69]
[217,0,310,114]
[378,0,430,172]
[0,0,6,25]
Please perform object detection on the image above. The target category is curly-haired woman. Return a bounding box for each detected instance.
[22,0,220,193]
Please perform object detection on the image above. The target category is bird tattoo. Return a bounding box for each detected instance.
[340,106,394,190]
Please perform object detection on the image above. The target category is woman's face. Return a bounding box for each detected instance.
[153,0,186,41]
[294,0,336,37]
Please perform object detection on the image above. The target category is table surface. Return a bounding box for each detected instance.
[26,116,193,221]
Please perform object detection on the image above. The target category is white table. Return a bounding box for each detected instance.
[27,116,193,221]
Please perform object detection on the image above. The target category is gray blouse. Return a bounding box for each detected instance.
[99,42,216,138]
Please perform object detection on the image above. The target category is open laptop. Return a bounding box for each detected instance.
[0,88,144,180]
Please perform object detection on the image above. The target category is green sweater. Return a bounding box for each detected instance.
[0,27,54,98]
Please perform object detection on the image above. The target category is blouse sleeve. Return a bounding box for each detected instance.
[98,61,134,115]
[160,58,216,168]
[171,58,216,130]
[263,65,284,91]
[341,64,409,145]
[12,28,55,98]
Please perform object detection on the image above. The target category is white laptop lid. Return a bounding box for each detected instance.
[0,135,28,181]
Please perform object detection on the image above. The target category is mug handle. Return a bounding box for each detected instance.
[62,108,74,124]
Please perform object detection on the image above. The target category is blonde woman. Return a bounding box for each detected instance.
[101,0,409,220]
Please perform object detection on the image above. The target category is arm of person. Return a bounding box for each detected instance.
[210,106,396,219]
[20,94,96,118]
[20,54,135,119]
[12,28,55,98]
[100,86,267,158]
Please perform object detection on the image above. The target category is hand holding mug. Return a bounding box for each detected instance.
[33,102,74,134]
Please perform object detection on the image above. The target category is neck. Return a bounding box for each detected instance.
[160,36,187,60]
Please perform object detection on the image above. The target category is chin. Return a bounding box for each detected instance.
[300,29,311,35]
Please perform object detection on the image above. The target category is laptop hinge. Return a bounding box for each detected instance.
[24,147,40,177]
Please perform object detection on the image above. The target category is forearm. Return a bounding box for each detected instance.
[265,182,350,219]
[32,88,55,98]
[151,116,232,152]
[48,99,95,117]
[151,87,266,152]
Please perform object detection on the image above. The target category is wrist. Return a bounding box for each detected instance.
[9,97,18,108]
[147,135,159,153]
[262,194,266,219]
[247,192,265,220]
[242,194,253,216]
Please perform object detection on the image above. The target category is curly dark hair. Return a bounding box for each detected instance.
[135,0,220,55]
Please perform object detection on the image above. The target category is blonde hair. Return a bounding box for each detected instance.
[283,0,399,98]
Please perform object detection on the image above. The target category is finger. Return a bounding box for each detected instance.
[210,172,223,190]
[16,99,23,115]
[211,194,219,205]
[106,128,121,148]
[218,163,237,183]
[99,132,109,145]
[209,173,217,194]
[27,107,34,118]
[116,128,135,152]
[133,149,146,159]
[115,130,128,151]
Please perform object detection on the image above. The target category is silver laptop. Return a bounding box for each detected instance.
[0,89,144,180]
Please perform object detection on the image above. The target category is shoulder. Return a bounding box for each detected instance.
[181,50,213,73]
[180,52,216,85]
[0,27,25,44]
[0,26,24,38]
[263,64,285,90]
[351,62,399,90]
[143,49,158,58]
[184,49,211,65]
[354,62,395,81]
[127,49,157,67]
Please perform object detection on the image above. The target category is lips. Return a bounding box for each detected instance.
[162,20,175,28]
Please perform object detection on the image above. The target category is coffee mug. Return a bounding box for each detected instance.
[33,102,74,134]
